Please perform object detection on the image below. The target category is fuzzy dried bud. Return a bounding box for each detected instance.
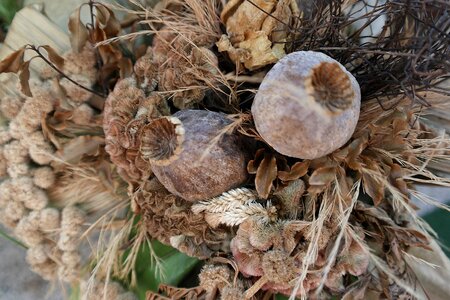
[3,140,29,164]
[33,166,56,189]
[39,207,60,231]
[0,95,24,120]
[4,200,27,222]
[252,51,361,159]
[0,128,12,145]
[71,104,95,124]
[15,215,44,247]
[58,231,81,251]
[199,264,232,292]
[60,75,93,103]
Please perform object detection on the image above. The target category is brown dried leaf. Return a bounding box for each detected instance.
[362,173,384,206]
[119,57,133,79]
[0,47,25,73]
[309,167,336,186]
[255,153,277,199]
[247,148,265,174]
[19,60,32,97]
[95,4,121,38]
[40,45,64,69]
[278,160,310,181]
[68,6,89,53]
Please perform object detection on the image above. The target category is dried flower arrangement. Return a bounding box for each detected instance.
[1,0,450,299]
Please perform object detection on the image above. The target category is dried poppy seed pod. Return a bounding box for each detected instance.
[140,110,248,202]
[252,51,361,159]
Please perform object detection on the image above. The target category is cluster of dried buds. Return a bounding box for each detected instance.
[0,46,102,283]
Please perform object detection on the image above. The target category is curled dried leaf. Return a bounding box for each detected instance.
[40,45,64,69]
[19,60,32,97]
[255,153,277,199]
[309,167,336,186]
[0,47,25,73]
[278,160,310,181]
[68,7,89,53]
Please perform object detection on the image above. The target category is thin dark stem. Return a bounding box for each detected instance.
[26,45,105,98]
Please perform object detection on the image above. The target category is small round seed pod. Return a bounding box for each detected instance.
[140,110,248,202]
[252,51,361,159]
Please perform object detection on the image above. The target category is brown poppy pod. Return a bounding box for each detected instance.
[140,110,248,202]
[251,51,361,159]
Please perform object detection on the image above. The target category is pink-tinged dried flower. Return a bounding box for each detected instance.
[145,110,249,202]
[0,95,24,120]
[71,103,94,125]
[261,250,299,284]
[252,51,361,159]
[199,264,233,293]
[221,286,245,300]
[3,140,29,164]
[39,207,60,231]
[33,166,56,189]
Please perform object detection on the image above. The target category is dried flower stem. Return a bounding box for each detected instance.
[25,45,105,98]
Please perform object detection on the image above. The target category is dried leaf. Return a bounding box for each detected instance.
[19,60,32,97]
[119,57,133,79]
[95,4,121,37]
[309,167,336,186]
[247,148,265,174]
[362,173,384,206]
[255,153,277,199]
[68,6,89,53]
[0,47,25,73]
[40,45,64,69]
[278,160,310,181]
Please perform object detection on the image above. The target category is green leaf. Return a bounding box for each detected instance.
[133,240,200,300]
[0,0,22,25]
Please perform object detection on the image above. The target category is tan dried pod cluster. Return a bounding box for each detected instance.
[217,0,299,70]
[103,78,169,182]
[141,110,248,202]
[135,178,231,258]
[252,51,361,159]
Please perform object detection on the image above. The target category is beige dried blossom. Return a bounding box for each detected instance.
[61,251,81,267]
[33,166,56,189]
[0,127,12,145]
[58,265,80,283]
[3,140,29,163]
[21,187,48,210]
[71,104,95,125]
[4,200,26,223]
[60,75,93,103]
[0,180,13,207]
[61,206,86,228]
[7,163,30,178]
[58,231,81,252]
[63,46,97,82]
[0,95,24,120]
[26,243,51,265]
[218,0,299,70]
[29,144,54,165]
[0,150,6,178]
[30,260,58,281]
[39,207,60,231]
[15,215,44,247]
